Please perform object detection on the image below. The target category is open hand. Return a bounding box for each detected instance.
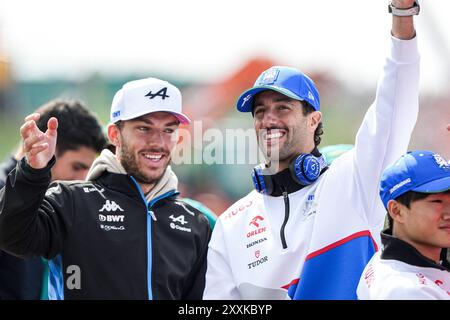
[19,113,58,169]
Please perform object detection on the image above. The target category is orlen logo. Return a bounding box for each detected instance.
[249,216,264,228]
[98,214,125,222]
[247,215,266,238]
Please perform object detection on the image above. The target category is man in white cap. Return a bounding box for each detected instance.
[0,78,211,299]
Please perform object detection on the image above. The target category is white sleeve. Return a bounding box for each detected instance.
[352,36,420,227]
[378,284,444,300]
[203,219,241,300]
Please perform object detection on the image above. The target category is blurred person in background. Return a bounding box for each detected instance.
[204,0,421,300]
[0,78,211,299]
[0,99,106,299]
[358,151,450,299]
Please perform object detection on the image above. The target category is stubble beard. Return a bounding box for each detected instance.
[119,140,167,186]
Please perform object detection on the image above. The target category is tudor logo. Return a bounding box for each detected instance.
[255,250,260,259]
[249,215,264,228]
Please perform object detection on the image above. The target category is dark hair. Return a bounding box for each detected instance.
[386,191,435,229]
[35,99,106,156]
[301,101,323,148]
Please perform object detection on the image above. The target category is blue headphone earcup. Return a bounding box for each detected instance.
[252,164,274,195]
[290,154,322,186]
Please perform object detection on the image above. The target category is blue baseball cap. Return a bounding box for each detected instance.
[380,150,450,209]
[236,66,320,112]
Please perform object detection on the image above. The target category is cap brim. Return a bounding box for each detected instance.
[236,85,304,112]
[115,110,191,124]
[412,176,450,194]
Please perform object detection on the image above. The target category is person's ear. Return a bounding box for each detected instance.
[387,200,406,225]
[309,111,322,133]
[107,124,121,147]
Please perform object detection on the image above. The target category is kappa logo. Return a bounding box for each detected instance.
[99,200,124,212]
[145,87,170,100]
[249,215,264,228]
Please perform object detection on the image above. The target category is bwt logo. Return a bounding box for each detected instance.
[249,215,264,228]
[99,214,125,222]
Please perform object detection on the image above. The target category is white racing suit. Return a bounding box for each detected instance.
[204,36,420,300]
[357,232,450,300]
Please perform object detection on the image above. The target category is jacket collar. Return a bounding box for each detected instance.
[380,229,450,271]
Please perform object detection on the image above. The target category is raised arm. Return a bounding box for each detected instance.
[0,113,70,259]
[351,0,420,226]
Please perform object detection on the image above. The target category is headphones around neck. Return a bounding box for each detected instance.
[252,153,327,195]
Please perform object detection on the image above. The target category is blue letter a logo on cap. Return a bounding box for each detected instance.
[145,87,170,100]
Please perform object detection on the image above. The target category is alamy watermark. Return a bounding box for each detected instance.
[170,120,279,168]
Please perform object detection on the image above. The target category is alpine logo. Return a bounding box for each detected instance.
[169,214,191,233]
[169,214,188,225]
[99,200,124,212]
[145,87,170,100]
[249,215,264,228]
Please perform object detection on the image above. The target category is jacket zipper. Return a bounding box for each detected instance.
[280,190,290,249]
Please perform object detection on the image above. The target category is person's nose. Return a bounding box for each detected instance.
[261,109,279,129]
[442,196,450,219]
[147,130,166,148]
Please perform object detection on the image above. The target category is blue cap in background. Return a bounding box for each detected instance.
[380,150,450,209]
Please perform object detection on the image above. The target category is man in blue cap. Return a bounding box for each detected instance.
[204,0,422,300]
[357,151,450,299]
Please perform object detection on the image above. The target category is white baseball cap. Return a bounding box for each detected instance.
[110,77,191,124]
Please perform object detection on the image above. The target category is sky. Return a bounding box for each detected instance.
[0,0,449,94]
